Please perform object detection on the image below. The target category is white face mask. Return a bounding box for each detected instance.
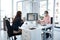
[44,14,48,17]
[44,12,46,16]
[44,14,46,15]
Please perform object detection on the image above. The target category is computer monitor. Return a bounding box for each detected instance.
[27,13,38,21]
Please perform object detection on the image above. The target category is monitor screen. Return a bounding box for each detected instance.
[27,13,38,21]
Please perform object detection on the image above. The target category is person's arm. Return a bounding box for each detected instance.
[40,17,45,24]
[37,20,41,24]
[47,17,51,24]
[20,20,24,26]
[37,17,45,24]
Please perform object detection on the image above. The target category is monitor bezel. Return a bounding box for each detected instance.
[27,13,38,21]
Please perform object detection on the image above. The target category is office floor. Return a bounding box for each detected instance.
[0,22,52,40]
[0,30,7,40]
[0,30,22,40]
[0,30,52,40]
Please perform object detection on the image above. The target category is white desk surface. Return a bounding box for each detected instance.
[20,22,52,40]
[19,21,52,30]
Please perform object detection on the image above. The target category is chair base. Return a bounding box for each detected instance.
[7,36,17,40]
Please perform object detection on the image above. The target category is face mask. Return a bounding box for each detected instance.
[44,14,46,16]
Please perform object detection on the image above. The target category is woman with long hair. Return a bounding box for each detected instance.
[12,11,24,33]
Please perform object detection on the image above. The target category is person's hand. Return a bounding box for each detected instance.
[37,20,41,24]
[23,17,25,22]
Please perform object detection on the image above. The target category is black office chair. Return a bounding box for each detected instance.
[5,19,22,40]
[46,17,53,38]
[42,17,53,39]
[51,17,53,24]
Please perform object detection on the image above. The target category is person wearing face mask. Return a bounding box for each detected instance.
[37,11,51,25]
[37,11,51,39]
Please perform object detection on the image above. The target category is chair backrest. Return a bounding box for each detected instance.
[5,20,11,30]
[5,20,13,37]
[51,17,53,24]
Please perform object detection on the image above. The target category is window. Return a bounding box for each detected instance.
[40,1,47,16]
[0,0,12,29]
[1,0,12,19]
[17,2,22,11]
[48,0,54,17]
[13,0,21,18]
[54,0,60,24]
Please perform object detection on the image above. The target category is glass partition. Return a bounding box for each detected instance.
[17,2,22,11]
[13,0,20,18]
[0,0,12,29]
[1,0,12,18]
[54,0,60,27]
[48,0,54,17]
[16,1,40,20]
[40,1,47,16]
[16,0,48,19]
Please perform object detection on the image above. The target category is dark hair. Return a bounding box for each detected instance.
[13,11,22,22]
[45,11,48,14]
[15,11,22,18]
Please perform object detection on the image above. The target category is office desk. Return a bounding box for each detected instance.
[19,21,52,40]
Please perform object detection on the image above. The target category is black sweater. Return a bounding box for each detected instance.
[12,18,24,31]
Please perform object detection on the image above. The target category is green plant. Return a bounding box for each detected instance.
[39,15,44,20]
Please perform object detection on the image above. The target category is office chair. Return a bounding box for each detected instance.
[5,19,22,40]
[42,17,53,40]
[46,17,53,38]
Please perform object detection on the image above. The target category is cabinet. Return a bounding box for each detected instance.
[22,28,41,40]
